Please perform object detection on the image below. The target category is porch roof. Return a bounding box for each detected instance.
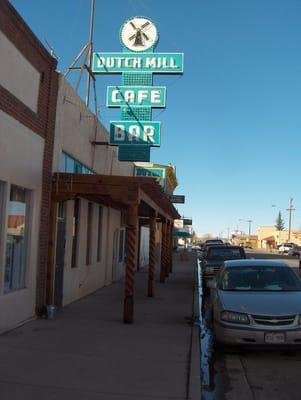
[52,173,180,221]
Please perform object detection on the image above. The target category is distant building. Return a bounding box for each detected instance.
[231,234,258,249]
[257,226,301,249]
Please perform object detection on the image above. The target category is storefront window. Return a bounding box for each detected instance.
[4,185,29,293]
[60,152,94,174]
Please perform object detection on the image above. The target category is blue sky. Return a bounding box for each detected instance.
[11,0,301,237]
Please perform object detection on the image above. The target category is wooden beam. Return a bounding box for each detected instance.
[139,190,170,221]
[53,173,157,186]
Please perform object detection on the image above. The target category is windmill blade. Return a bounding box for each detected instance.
[130,21,137,30]
[129,33,136,41]
[143,32,149,41]
[141,21,150,30]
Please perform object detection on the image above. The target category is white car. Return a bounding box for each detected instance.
[278,243,295,254]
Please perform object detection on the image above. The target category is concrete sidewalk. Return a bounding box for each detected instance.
[0,251,201,400]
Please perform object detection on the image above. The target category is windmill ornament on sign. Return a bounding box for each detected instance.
[120,17,158,52]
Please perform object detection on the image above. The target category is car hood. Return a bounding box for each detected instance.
[219,291,301,315]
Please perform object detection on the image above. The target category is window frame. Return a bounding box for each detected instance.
[4,184,32,293]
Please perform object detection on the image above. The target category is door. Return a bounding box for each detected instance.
[112,229,119,281]
[54,202,66,307]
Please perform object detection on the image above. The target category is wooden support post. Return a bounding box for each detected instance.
[165,221,170,278]
[123,204,138,323]
[46,201,58,305]
[169,223,174,273]
[137,220,142,272]
[148,212,156,297]
[160,220,166,283]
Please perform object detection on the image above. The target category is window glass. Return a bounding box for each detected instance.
[60,152,67,172]
[66,156,74,173]
[220,266,301,291]
[4,185,29,292]
[207,247,244,260]
[60,152,94,174]
[74,161,82,174]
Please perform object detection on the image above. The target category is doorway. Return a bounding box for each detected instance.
[54,202,66,307]
[112,229,119,281]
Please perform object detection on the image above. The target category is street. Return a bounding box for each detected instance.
[201,250,301,400]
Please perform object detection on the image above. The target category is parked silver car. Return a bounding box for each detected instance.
[211,259,301,346]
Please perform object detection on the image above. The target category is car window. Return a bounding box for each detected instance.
[219,266,301,291]
[207,247,244,260]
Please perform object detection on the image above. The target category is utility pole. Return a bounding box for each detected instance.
[247,220,253,237]
[287,198,295,241]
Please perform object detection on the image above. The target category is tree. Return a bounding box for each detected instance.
[275,211,285,231]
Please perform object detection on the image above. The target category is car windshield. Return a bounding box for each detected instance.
[206,248,244,260]
[219,266,301,291]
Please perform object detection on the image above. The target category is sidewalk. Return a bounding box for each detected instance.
[0,251,201,400]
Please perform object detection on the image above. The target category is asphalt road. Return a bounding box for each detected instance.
[201,250,301,400]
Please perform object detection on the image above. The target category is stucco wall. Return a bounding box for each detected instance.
[0,111,44,332]
[139,226,150,268]
[53,76,133,306]
[0,31,40,112]
[53,76,134,177]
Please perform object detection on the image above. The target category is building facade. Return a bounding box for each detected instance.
[0,1,58,332]
[0,1,180,329]
[257,226,301,249]
[50,76,134,307]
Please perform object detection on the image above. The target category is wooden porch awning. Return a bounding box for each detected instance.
[52,173,180,221]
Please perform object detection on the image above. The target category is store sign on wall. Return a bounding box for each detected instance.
[110,121,161,146]
[107,86,166,108]
[92,16,184,162]
[169,195,185,204]
[93,53,184,74]
[135,166,166,188]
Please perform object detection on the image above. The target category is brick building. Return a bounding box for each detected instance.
[0,0,58,332]
[0,1,180,329]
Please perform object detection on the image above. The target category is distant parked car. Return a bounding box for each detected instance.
[202,245,246,282]
[278,243,296,254]
[211,259,301,347]
[204,239,223,246]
